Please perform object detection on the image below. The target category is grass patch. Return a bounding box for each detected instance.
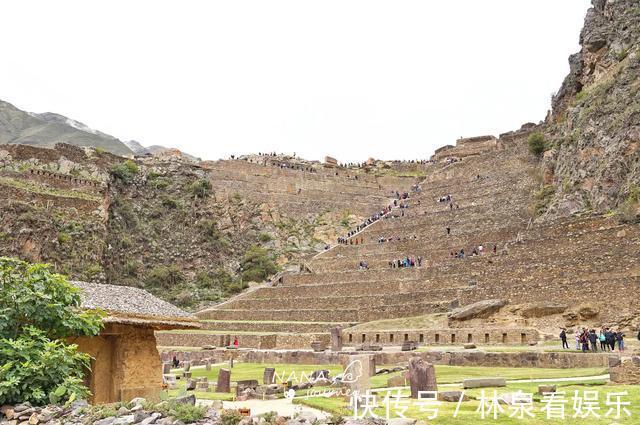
[296,380,639,424]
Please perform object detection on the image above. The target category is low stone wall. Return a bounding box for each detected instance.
[160,348,612,369]
[155,332,330,350]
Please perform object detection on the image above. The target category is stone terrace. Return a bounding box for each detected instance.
[170,131,640,350]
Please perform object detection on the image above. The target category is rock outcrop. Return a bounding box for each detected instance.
[543,0,640,217]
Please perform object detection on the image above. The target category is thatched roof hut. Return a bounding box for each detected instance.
[69,281,201,404]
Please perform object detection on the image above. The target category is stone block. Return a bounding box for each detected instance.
[331,326,343,351]
[216,368,231,393]
[408,357,437,399]
[438,391,470,402]
[462,378,506,389]
[537,385,556,394]
[463,343,476,349]
[341,354,372,394]
[263,367,276,384]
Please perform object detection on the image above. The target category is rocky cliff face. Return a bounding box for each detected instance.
[542,0,640,219]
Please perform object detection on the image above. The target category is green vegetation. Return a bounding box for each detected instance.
[198,219,231,251]
[110,159,139,183]
[151,176,171,189]
[532,185,556,216]
[221,409,243,425]
[145,265,185,289]
[258,232,273,243]
[161,196,181,209]
[240,245,278,283]
[527,132,547,157]
[160,401,207,422]
[0,176,102,202]
[619,185,640,223]
[0,258,104,405]
[189,179,212,198]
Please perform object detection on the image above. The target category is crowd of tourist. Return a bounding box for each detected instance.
[560,328,631,352]
[389,256,422,268]
[450,244,497,259]
[377,235,418,243]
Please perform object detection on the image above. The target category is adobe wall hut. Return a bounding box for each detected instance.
[69,281,200,404]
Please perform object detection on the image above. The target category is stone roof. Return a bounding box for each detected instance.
[72,281,200,330]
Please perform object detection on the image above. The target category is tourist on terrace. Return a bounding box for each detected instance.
[616,331,625,351]
[599,329,608,351]
[588,329,598,352]
[574,329,581,350]
[559,329,569,349]
[172,355,180,368]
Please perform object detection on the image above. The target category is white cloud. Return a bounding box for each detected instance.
[0,0,591,162]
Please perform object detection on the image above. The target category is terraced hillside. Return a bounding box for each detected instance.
[164,127,640,350]
[0,143,418,309]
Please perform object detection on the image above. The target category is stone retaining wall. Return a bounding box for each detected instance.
[160,348,612,369]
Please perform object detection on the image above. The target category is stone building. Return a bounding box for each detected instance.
[69,281,200,404]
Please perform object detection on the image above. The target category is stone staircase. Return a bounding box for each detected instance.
[159,130,640,349]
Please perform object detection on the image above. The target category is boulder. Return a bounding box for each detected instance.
[463,343,476,349]
[448,299,506,321]
[462,378,506,389]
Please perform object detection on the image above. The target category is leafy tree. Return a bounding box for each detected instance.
[528,132,546,157]
[0,257,104,405]
[240,245,278,283]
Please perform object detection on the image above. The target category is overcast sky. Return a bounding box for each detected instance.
[0,1,591,162]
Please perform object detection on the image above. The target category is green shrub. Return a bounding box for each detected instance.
[58,232,71,244]
[161,196,180,209]
[258,232,272,243]
[189,179,212,199]
[198,220,230,250]
[110,160,139,183]
[0,258,103,405]
[619,186,640,224]
[159,401,207,423]
[528,133,547,157]
[145,265,185,289]
[84,263,103,279]
[151,177,171,190]
[533,185,556,216]
[240,245,278,283]
[221,409,243,425]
